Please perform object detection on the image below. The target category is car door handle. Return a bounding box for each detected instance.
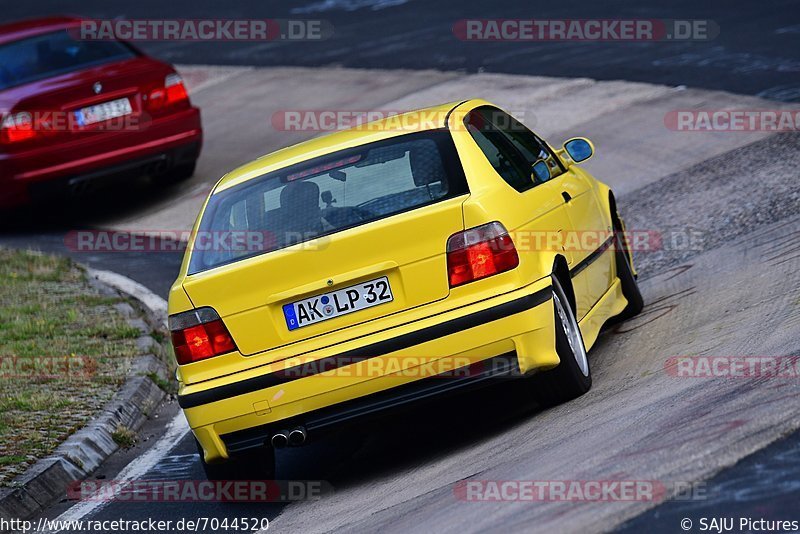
[562,191,572,203]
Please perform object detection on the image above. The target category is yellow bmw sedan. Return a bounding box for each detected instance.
[169,99,643,479]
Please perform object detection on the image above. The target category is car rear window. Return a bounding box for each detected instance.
[0,30,136,90]
[189,129,469,274]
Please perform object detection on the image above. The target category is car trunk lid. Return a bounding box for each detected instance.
[180,129,469,377]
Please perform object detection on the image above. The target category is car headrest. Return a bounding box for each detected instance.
[409,142,447,187]
[280,180,320,212]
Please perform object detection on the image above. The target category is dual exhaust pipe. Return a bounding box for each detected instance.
[270,427,307,448]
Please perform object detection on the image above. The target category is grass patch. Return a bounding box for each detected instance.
[146,372,177,395]
[0,455,27,467]
[75,295,124,307]
[111,425,137,448]
[0,248,142,485]
[0,391,74,412]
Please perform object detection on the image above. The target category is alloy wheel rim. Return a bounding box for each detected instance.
[553,288,589,376]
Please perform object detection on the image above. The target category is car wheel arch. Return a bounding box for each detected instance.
[608,191,620,225]
[608,190,636,271]
[551,255,576,315]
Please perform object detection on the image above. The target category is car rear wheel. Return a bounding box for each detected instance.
[533,276,592,407]
[195,439,276,481]
[162,161,197,184]
[612,216,644,321]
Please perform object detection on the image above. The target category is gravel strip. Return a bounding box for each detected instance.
[620,132,800,278]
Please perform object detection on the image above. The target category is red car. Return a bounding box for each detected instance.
[0,16,202,208]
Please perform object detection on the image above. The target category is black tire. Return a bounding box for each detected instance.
[196,439,276,481]
[533,276,592,407]
[163,161,197,184]
[612,216,644,321]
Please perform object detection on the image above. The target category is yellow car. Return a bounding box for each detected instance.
[169,99,643,479]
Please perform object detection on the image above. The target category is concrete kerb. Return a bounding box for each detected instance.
[0,268,171,521]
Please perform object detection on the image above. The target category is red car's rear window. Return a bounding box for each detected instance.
[0,29,136,90]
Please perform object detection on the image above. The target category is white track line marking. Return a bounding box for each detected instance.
[45,270,192,530]
[48,412,190,531]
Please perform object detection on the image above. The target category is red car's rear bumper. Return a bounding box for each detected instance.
[0,106,202,208]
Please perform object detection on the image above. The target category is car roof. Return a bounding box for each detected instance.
[0,16,81,46]
[214,100,473,193]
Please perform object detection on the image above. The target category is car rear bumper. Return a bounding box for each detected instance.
[26,140,201,203]
[182,277,560,463]
[0,107,202,208]
[222,352,521,456]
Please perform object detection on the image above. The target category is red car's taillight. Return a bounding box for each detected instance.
[145,73,189,112]
[169,307,236,365]
[446,222,519,287]
[1,112,37,144]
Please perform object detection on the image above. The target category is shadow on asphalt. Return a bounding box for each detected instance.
[0,176,193,296]
[289,378,542,487]
[77,376,551,527]
[287,331,616,490]
[0,176,187,233]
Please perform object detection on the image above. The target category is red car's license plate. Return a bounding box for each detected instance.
[74,97,132,126]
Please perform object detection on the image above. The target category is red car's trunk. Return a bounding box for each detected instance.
[1,56,181,152]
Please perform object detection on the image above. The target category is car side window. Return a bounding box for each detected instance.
[464,110,534,192]
[476,107,565,183]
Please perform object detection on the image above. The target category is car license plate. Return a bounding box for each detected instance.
[74,97,132,126]
[283,276,393,331]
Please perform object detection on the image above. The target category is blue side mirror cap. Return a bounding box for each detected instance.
[564,138,594,163]
[532,160,551,183]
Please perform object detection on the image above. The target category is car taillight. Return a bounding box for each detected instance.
[1,112,36,144]
[169,307,236,365]
[446,222,519,287]
[146,73,189,112]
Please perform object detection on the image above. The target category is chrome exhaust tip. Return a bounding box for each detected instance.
[271,432,289,449]
[288,427,307,446]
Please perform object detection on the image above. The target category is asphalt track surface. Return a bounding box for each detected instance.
[1,0,800,100]
[0,2,799,532]
[4,130,797,533]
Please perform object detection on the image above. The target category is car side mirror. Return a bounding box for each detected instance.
[563,137,594,163]
[531,160,551,183]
